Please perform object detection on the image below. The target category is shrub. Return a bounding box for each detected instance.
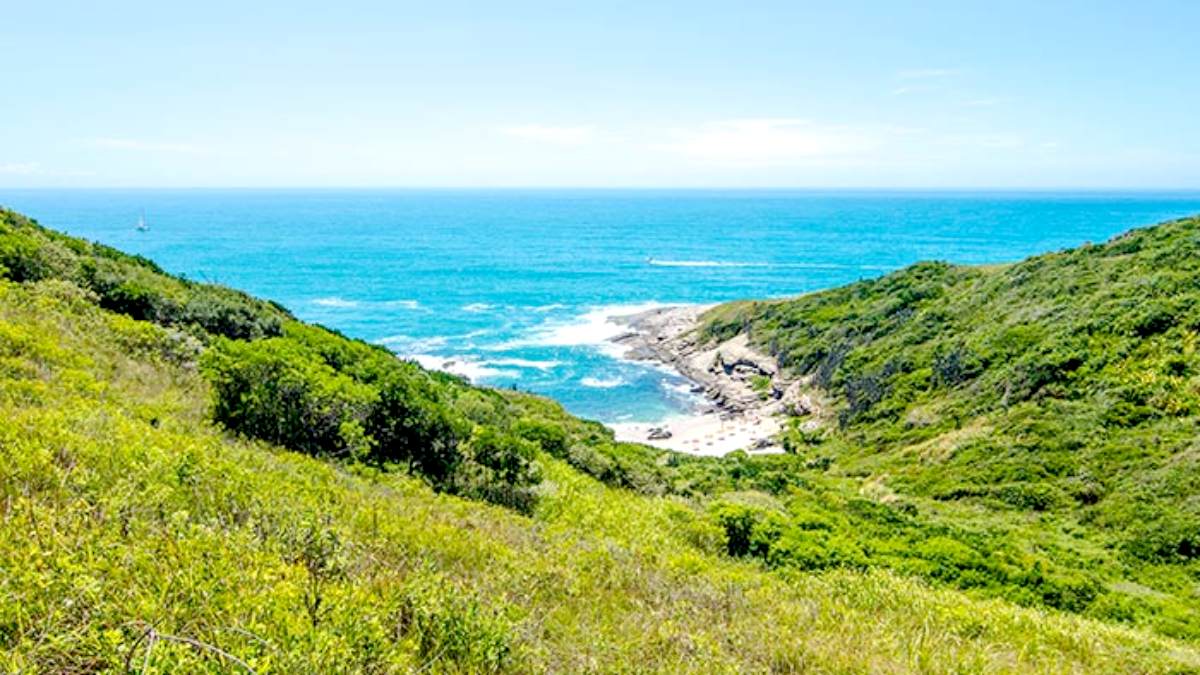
[200,330,549,510]
[1,211,288,340]
[181,287,284,339]
[1123,301,1178,337]
[367,369,469,485]
[0,231,53,282]
[839,370,888,426]
[767,530,868,571]
[750,374,772,399]
[565,443,616,481]
[202,338,377,459]
[992,483,1065,512]
[914,537,986,581]
[932,343,979,388]
[397,572,519,672]
[512,416,569,456]
[1124,519,1200,563]
[710,502,762,557]
[465,428,540,485]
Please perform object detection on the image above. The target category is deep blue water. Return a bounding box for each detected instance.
[3,189,1199,423]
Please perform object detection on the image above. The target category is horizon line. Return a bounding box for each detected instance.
[3,185,1200,193]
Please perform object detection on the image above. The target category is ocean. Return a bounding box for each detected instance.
[4,188,1199,424]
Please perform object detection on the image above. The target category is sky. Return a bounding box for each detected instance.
[2,1,1199,188]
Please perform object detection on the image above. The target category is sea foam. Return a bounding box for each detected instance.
[408,354,517,382]
[491,301,671,357]
[312,296,359,308]
[581,376,627,388]
[488,358,563,370]
[313,297,421,310]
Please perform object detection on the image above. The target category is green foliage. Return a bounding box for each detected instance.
[455,427,542,512]
[511,415,568,455]
[709,501,763,557]
[5,279,1194,671]
[200,326,553,511]
[203,336,378,459]
[6,204,1200,662]
[749,373,772,399]
[0,208,289,339]
[698,216,1200,638]
[396,570,516,672]
[3,206,1200,669]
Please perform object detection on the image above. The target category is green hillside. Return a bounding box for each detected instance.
[1,206,1198,672]
[702,215,1200,639]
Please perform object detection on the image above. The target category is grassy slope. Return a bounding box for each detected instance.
[1,272,1196,673]
[703,215,1200,640]
[1,206,1198,671]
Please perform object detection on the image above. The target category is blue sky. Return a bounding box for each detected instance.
[2,1,1198,188]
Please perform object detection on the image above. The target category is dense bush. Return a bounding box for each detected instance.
[201,330,549,509]
[455,428,542,512]
[203,337,377,459]
[696,216,1200,635]
[932,342,980,388]
[709,502,763,557]
[0,209,287,339]
[366,370,468,483]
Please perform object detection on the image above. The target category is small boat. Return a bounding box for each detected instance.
[136,211,148,232]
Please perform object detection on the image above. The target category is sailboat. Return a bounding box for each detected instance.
[136,210,149,232]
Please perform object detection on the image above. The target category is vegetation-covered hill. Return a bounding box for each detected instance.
[1,206,1198,671]
[703,215,1200,639]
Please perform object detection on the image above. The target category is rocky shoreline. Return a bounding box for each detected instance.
[606,304,822,455]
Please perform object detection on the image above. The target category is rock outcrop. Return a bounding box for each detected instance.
[610,305,827,431]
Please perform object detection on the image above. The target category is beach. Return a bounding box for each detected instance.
[604,304,821,455]
[609,412,783,456]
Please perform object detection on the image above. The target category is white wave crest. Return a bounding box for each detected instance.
[378,299,422,310]
[313,297,421,310]
[488,358,562,370]
[491,301,672,356]
[581,376,627,388]
[407,354,517,382]
[462,302,493,313]
[312,296,359,308]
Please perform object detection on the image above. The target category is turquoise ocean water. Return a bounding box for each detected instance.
[3,189,1199,423]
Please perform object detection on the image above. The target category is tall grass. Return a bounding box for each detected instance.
[1,279,1196,672]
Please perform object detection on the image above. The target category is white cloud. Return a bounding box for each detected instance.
[89,138,209,154]
[501,124,596,146]
[658,119,878,167]
[0,162,42,175]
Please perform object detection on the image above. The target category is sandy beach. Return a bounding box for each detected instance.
[603,304,821,456]
[609,412,782,456]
